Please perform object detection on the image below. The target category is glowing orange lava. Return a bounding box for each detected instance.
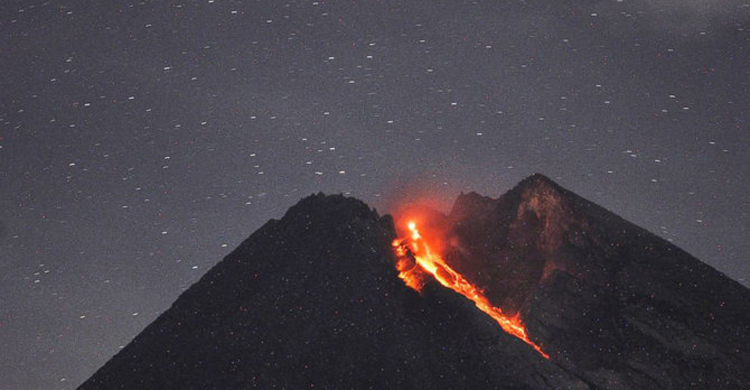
[392,221,549,359]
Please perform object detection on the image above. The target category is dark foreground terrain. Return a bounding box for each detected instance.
[79,175,750,389]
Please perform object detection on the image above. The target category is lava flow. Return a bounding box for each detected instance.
[392,221,549,359]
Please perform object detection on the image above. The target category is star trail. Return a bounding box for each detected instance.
[0,0,748,388]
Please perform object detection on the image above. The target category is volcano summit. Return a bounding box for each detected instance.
[79,174,750,390]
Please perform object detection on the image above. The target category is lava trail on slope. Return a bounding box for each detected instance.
[392,221,549,359]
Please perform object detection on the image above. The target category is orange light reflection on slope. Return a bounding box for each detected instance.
[392,221,549,359]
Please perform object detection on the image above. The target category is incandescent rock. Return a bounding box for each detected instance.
[79,193,584,390]
[443,174,750,389]
[79,176,750,390]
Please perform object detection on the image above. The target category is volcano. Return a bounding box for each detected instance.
[78,174,750,390]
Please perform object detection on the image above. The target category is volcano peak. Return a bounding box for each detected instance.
[79,178,750,390]
[517,173,559,189]
[283,192,379,224]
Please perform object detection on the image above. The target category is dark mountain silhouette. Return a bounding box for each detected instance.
[79,175,750,390]
[442,174,750,389]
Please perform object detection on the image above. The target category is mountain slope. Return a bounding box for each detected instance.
[443,174,750,389]
[78,193,583,390]
[79,177,750,390]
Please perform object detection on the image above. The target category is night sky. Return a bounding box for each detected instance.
[1,0,748,388]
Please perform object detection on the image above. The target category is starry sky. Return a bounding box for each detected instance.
[1,0,748,388]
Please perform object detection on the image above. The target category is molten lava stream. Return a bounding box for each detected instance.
[392,221,549,359]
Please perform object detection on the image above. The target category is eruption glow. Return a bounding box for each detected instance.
[392,221,549,359]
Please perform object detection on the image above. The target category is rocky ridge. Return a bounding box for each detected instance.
[78,177,750,390]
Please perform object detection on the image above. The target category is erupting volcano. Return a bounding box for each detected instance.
[78,175,750,390]
[392,221,549,358]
